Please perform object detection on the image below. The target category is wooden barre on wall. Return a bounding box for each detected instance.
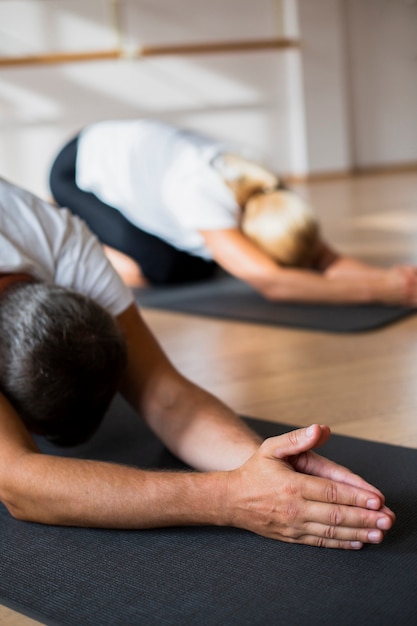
[0,38,300,67]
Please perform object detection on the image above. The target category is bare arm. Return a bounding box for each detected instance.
[116,304,261,471]
[0,397,223,529]
[0,305,395,548]
[315,240,400,277]
[200,228,417,305]
[0,389,394,548]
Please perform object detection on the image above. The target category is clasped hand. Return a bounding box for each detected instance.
[223,424,395,549]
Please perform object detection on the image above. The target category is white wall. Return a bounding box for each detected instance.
[0,0,304,198]
[0,0,416,199]
[298,0,351,174]
[298,0,417,173]
[345,0,417,168]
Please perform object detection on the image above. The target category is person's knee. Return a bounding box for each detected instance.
[103,245,149,288]
[144,252,216,285]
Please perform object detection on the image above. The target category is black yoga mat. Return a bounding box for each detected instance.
[1,395,416,626]
[134,274,415,332]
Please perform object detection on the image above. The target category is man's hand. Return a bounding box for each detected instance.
[223,424,395,549]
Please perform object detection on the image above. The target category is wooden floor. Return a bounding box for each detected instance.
[2,171,417,625]
[141,172,417,448]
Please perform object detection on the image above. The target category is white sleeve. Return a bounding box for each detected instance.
[55,212,134,317]
[0,177,133,317]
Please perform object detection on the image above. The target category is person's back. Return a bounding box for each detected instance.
[75,119,239,257]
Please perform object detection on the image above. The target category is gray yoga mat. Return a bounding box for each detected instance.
[0,394,416,626]
[134,274,415,332]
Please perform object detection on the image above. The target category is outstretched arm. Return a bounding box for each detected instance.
[315,240,411,277]
[0,305,395,548]
[116,303,262,471]
[200,228,417,306]
[0,388,394,548]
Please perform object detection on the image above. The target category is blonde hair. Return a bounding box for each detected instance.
[241,190,320,268]
[212,153,279,206]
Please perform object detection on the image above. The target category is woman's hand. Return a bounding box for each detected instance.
[381,265,417,306]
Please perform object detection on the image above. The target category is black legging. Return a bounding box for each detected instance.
[49,136,217,284]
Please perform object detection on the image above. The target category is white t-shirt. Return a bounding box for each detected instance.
[76,120,241,259]
[0,176,133,316]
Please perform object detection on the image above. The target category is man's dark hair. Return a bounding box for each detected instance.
[0,281,128,446]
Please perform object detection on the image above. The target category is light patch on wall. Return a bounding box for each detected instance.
[0,80,61,121]
[59,57,261,110]
[0,0,114,55]
[179,111,282,163]
[53,5,116,51]
[123,0,282,45]
[0,0,51,54]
